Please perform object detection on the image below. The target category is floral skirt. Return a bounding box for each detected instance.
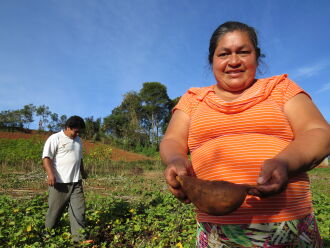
[196,214,322,248]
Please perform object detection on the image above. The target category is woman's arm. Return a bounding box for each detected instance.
[160,109,193,203]
[253,93,330,196]
[277,93,330,172]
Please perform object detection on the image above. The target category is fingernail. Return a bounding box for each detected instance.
[257,177,264,184]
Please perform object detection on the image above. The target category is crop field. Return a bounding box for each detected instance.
[0,132,329,247]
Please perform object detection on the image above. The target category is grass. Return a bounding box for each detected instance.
[309,167,330,194]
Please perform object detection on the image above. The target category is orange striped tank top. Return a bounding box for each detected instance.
[174,74,313,224]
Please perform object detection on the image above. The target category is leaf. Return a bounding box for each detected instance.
[134,224,141,231]
[221,225,253,247]
[26,225,32,232]
[286,219,298,235]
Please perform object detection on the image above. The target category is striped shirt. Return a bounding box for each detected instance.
[174,74,313,224]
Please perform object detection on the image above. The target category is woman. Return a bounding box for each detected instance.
[160,21,330,247]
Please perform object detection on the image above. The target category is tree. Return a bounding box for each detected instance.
[20,104,36,130]
[47,113,59,132]
[84,116,102,141]
[0,110,17,129]
[139,82,172,145]
[103,91,148,148]
[56,115,67,131]
[161,97,179,135]
[0,109,23,130]
[36,105,51,131]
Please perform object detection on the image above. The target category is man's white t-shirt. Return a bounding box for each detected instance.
[42,130,82,183]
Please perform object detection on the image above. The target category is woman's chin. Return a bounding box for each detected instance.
[221,79,255,92]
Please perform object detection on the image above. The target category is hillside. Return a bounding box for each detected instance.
[0,131,153,162]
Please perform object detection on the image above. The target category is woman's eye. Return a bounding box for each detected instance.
[239,50,250,54]
[218,53,228,57]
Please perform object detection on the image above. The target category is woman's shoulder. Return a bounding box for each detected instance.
[257,74,289,83]
[184,85,215,101]
[258,74,309,105]
[187,85,213,94]
[187,85,214,95]
[257,74,301,93]
[174,85,214,114]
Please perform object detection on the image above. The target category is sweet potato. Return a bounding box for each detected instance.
[176,175,250,216]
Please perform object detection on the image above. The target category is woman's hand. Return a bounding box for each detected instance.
[249,158,289,197]
[164,157,194,203]
[160,109,192,203]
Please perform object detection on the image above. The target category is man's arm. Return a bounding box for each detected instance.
[42,157,56,186]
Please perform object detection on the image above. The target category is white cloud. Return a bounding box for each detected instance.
[292,61,329,79]
[316,83,330,94]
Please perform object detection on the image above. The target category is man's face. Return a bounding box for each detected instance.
[65,127,81,139]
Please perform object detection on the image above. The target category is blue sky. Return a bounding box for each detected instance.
[1,0,330,128]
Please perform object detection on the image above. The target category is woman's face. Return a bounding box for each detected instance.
[212,31,257,93]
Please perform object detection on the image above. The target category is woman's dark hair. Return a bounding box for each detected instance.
[208,21,263,65]
[65,115,85,129]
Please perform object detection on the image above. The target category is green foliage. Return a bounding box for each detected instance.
[0,109,25,130]
[133,144,159,157]
[2,181,329,248]
[0,194,75,247]
[84,145,112,165]
[103,82,177,152]
[0,138,44,167]
[0,160,329,247]
[0,104,67,132]
[139,82,172,145]
[83,116,102,141]
[47,113,67,132]
[36,105,51,131]
[312,192,330,240]
[1,190,329,247]
[0,191,195,247]
[103,91,148,150]
[87,191,196,247]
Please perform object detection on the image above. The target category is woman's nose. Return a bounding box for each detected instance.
[228,53,241,66]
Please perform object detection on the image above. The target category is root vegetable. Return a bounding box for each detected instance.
[176,175,250,216]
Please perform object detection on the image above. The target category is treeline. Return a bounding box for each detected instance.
[0,104,67,132]
[0,82,179,155]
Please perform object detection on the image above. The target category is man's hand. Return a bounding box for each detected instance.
[47,173,56,186]
[42,157,56,186]
[81,170,88,180]
[80,159,88,179]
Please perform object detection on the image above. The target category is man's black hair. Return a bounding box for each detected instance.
[65,115,85,129]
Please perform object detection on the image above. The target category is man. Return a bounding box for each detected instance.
[42,115,89,242]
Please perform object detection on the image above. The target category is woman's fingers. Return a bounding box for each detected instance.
[164,159,192,203]
[255,158,289,197]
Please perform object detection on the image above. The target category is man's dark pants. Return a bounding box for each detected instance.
[45,180,86,241]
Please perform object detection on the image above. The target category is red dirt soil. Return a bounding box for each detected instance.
[0,131,153,162]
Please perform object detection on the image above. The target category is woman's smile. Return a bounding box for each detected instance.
[225,69,245,77]
[212,30,257,94]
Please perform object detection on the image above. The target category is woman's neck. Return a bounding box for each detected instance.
[214,80,256,101]
[214,85,245,101]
